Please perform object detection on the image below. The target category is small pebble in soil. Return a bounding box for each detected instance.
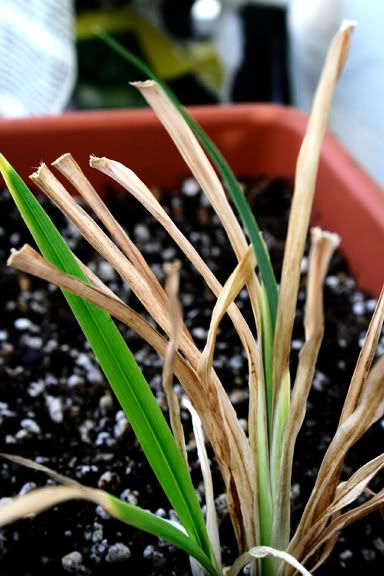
[97,261,115,282]
[20,419,41,435]
[96,506,111,521]
[46,395,64,423]
[374,538,384,553]
[90,523,103,544]
[67,374,84,388]
[120,488,139,506]
[79,419,95,443]
[134,223,151,243]
[339,549,353,561]
[143,545,166,568]
[75,464,98,480]
[181,178,200,197]
[105,543,131,563]
[97,471,121,492]
[312,371,329,392]
[14,318,32,330]
[99,394,113,415]
[114,410,130,439]
[61,551,90,575]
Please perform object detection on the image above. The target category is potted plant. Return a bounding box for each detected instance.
[0,20,382,576]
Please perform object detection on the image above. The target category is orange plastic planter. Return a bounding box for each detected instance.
[0,104,383,295]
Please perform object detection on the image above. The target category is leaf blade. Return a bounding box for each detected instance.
[0,483,216,574]
[0,154,212,560]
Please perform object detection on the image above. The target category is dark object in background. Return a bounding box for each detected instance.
[232,4,290,104]
[168,75,217,105]
[159,0,218,104]
[161,0,195,39]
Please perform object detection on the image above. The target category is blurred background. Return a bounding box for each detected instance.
[0,0,383,187]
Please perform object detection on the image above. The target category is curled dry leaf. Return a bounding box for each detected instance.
[162,260,188,465]
[340,285,384,424]
[89,156,259,369]
[132,79,264,352]
[271,22,356,485]
[0,485,101,527]
[52,153,166,306]
[296,455,384,572]
[328,453,384,515]
[198,245,256,388]
[228,546,313,576]
[301,488,384,570]
[30,164,172,335]
[30,164,235,507]
[288,285,384,570]
[0,453,80,487]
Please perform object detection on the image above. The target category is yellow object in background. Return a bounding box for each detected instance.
[76,6,223,93]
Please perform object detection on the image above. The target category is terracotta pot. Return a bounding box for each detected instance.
[0,104,383,296]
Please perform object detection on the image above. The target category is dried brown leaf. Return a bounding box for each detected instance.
[0,453,80,487]
[0,485,104,527]
[272,21,355,425]
[340,285,384,423]
[30,164,172,334]
[131,84,266,518]
[52,153,166,305]
[288,353,384,566]
[272,228,340,551]
[229,546,313,576]
[30,165,237,481]
[304,453,384,571]
[289,284,384,557]
[162,260,188,465]
[328,453,384,515]
[198,245,256,387]
[302,488,384,570]
[132,79,263,335]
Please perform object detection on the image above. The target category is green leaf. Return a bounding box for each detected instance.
[0,484,216,574]
[96,29,278,329]
[106,493,217,574]
[0,154,215,569]
[261,284,274,440]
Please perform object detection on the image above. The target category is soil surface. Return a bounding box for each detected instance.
[0,177,383,576]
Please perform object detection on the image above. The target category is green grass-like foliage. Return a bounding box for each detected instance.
[0,154,218,575]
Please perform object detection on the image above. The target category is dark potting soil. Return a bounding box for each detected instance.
[0,177,382,576]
